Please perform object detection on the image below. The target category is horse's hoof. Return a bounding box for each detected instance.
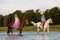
[20,34,23,36]
[7,34,10,36]
[37,32,39,35]
[19,34,23,36]
[7,33,9,35]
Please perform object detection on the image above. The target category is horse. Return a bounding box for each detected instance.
[31,21,43,33]
[7,19,28,36]
[31,18,53,33]
[43,18,53,33]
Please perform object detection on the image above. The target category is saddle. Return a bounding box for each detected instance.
[40,22,43,28]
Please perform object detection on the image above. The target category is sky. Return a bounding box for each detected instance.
[0,0,60,16]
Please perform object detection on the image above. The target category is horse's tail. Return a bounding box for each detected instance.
[31,21,36,27]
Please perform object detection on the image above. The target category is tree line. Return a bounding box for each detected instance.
[0,7,60,27]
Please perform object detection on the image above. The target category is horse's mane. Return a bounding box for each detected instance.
[20,19,26,23]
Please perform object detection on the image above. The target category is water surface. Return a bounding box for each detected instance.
[0,32,60,40]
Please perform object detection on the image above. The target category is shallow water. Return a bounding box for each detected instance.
[0,32,60,40]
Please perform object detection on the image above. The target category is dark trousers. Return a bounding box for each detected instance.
[42,22,45,28]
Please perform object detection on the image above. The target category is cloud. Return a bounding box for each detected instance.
[0,0,60,15]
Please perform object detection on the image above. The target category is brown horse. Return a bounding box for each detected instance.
[7,19,28,36]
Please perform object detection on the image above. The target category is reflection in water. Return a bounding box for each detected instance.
[0,32,60,40]
[41,34,49,40]
[35,33,49,40]
[5,36,20,40]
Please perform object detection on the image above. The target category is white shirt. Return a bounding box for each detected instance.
[15,17,20,23]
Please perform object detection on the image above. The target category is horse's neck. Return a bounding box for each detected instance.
[46,19,50,24]
[21,20,26,24]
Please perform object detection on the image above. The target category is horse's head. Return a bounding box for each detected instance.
[25,19,29,24]
[49,18,53,24]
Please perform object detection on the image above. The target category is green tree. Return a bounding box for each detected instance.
[44,7,59,24]
[12,10,23,20]
[23,9,37,25]
[35,9,41,22]
[3,15,8,27]
[0,15,4,27]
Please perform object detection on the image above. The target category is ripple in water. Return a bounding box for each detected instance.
[0,32,60,40]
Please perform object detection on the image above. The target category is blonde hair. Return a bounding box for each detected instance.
[14,14,18,17]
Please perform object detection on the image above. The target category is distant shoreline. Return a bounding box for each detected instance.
[0,25,60,32]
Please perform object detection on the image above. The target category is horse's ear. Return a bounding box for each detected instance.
[49,18,51,19]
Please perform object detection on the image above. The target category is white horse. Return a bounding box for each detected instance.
[31,18,53,33]
[31,21,43,33]
[43,18,53,33]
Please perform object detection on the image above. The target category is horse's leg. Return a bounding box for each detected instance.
[43,27,46,32]
[20,29,22,35]
[47,26,49,33]
[10,28,13,34]
[7,25,13,35]
[7,26,11,35]
[7,29,10,35]
[18,28,22,36]
[37,27,40,34]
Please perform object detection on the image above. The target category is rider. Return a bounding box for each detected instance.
[13,14,20,30]
[41,14,46,27]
